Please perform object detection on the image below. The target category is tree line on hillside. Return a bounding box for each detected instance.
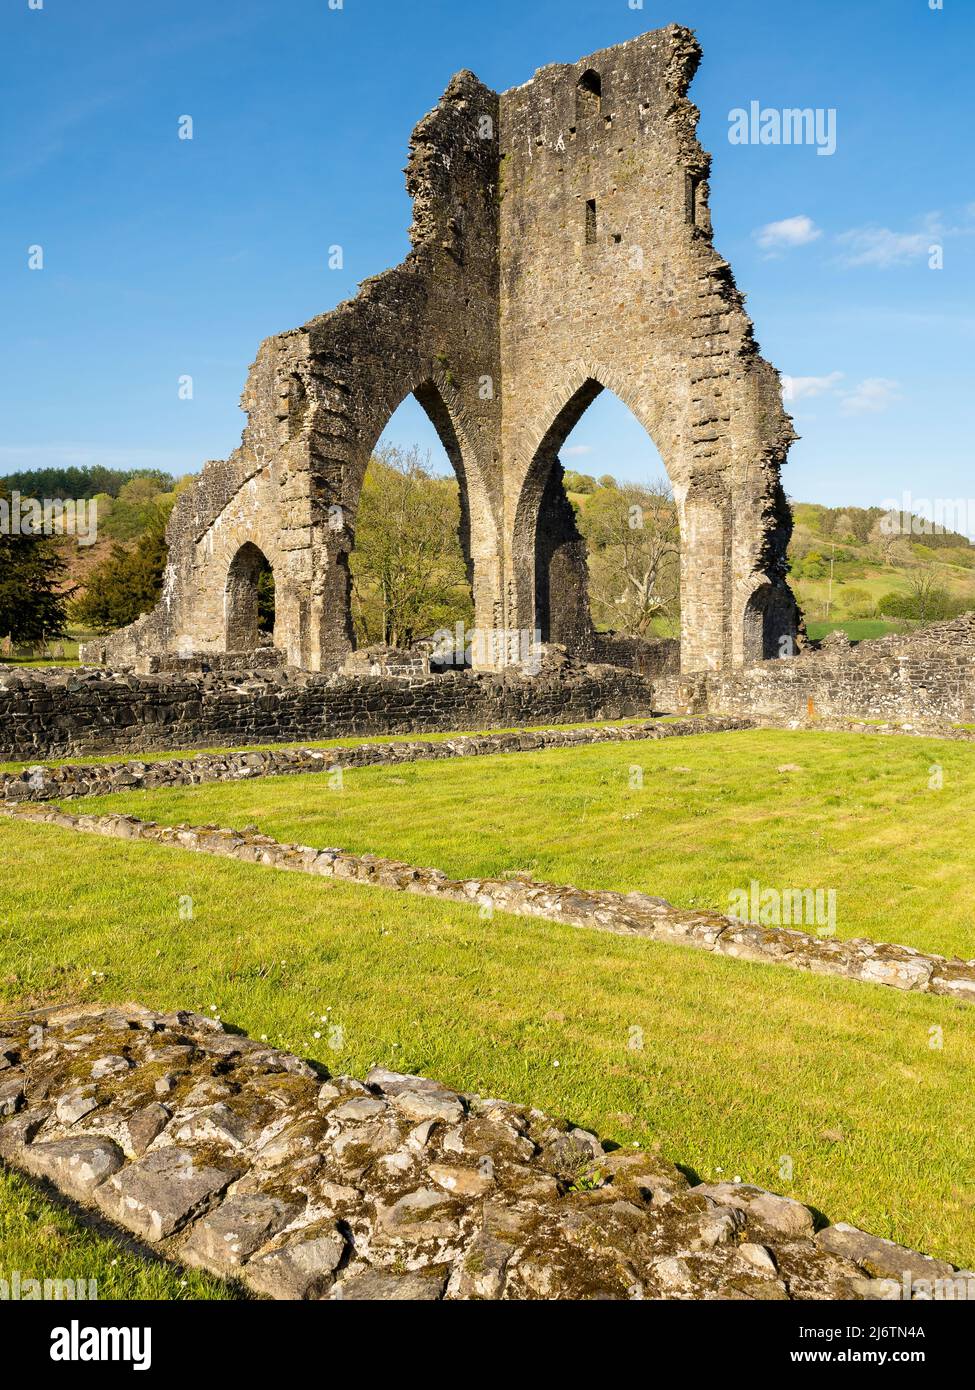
[797,502,973,555]
[790,500,975,625]
[0,465,175,503]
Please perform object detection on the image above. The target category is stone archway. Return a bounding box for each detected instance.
[92,27,797,678]
[329,372,503,669]
[743,581,799,663]
[511,370,683,664]
[225,542,275,652]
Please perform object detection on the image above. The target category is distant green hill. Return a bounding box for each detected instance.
[788,502,975,639]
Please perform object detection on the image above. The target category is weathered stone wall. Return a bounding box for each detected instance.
[497,28,797,674]
[0,1005,966,1299]
[658,616,975,726]
[0,662,656,762]
[593,633,680,676]
[86,25,797,679]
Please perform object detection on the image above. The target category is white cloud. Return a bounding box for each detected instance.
[841,378,901,414]
[780,371,843,403]
[563,444,593,457]
[835,218,940,269]
[755,215,822,254]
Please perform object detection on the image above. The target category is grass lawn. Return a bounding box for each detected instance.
[82,729,975,962]
[1,815,974,1275]
[805,619,908,641]
[0,1167,233,1300]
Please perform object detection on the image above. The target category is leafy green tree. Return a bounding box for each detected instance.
[877,574,967,623]
[563,470,597,494]
[350,445,473,647]
[70,505,171,633]
[0,535,70,646]
[0,485,70,645]
[257,566,275,634]
[101,476,166,541]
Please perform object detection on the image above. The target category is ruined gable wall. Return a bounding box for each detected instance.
[496,26,797,673]
[85,27,797,681]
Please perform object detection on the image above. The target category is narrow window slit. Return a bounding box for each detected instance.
[585,199,597,245]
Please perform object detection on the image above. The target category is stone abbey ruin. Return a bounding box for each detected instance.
[87,24,798,680]
[3,27,975,1307]
[10,25,975,756]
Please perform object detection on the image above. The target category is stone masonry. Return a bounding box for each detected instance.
[85,26,798,677]
[0,656,655,761]
[658,613,975,726]
[0,716,750,799]
[1,1005,967,1299]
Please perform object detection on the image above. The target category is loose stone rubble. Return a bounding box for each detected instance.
[0,716,752,804]
[4,803,973,1007]
[1,1004,967,1300]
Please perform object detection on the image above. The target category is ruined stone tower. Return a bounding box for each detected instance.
[92,25,798,676]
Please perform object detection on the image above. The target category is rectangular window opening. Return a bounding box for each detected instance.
[585,198,597,245]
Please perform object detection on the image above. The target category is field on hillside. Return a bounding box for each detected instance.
[788,501,975,631]
[85,729,975,960]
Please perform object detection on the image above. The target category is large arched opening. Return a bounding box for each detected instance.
[225,541,275,652]
[514,380,680,671]
[347,384,491,664]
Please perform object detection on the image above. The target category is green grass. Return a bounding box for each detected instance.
[82,730,975,961]
[0,1165,234,1300]
[0,657,81,668]
[805,619,907,641]
[1,815,974,1274]
[0,716,670,776]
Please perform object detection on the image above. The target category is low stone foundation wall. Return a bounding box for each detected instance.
[0,717,752,802]
[591,633,680,677]
[657,616,975,726]
[0,661,656,762]
[6,802,973,1006]
[1,1004,966,1299]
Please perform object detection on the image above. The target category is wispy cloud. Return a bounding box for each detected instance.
[840,378,901,414]
[780,371,843,402]
[835,226,933,269]
[755,215,822,255]
[779,373,901,416]
[831,209,973,269]
[563,444,593,457]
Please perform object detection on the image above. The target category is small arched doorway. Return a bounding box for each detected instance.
[225,542,275,652]
[743,581,798,663]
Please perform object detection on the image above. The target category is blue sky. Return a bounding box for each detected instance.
[1,0,972,524]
